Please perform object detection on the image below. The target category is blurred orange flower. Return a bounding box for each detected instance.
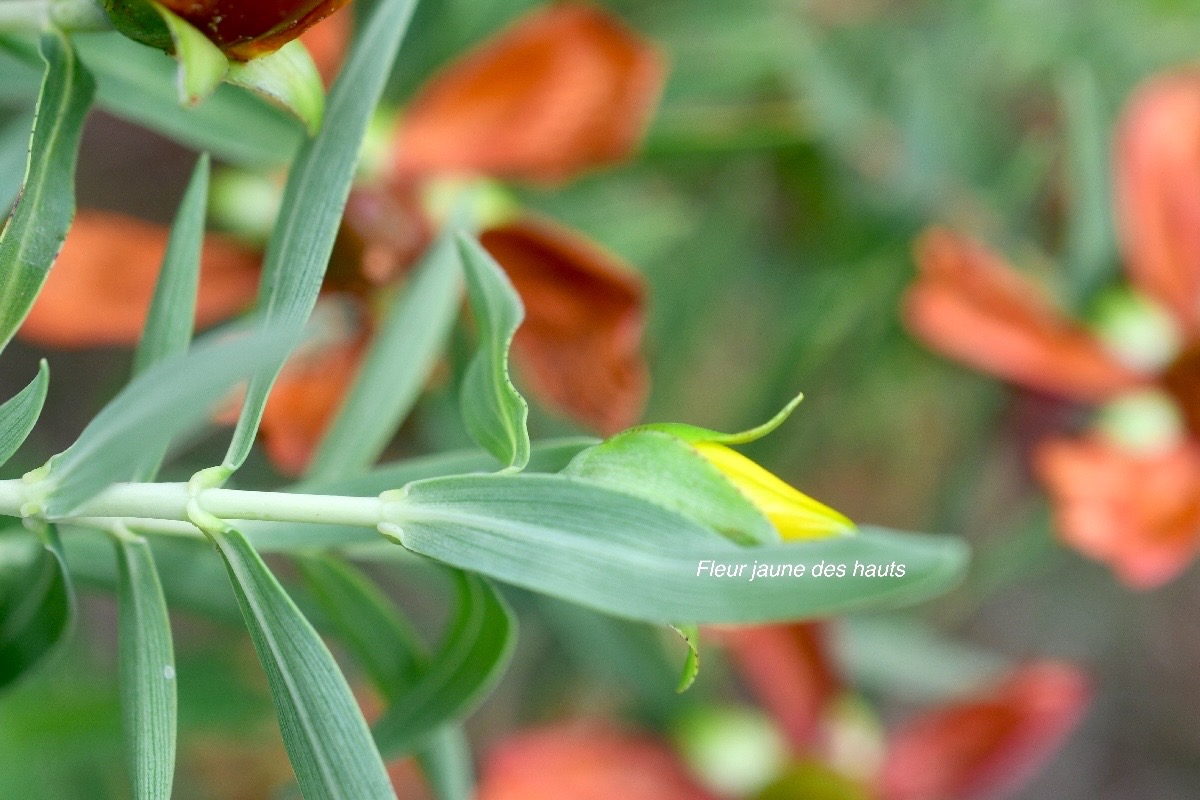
[20,3,663,476]
[393,2,666,185]
[904,70,1200,588]
[475,722,720,800]
[722,623,1090,800]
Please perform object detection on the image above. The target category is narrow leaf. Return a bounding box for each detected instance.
[0,360,48,468]
[382,474,969,624]
[226,41,325,136]
[153,2,228,106]
[223,0,420,472]
[372,571,515,757]
[0,111,34,213]
[207,524,397,800]
[671,624,700,693]
[113,531,177,800]
[308,231,463,482]
[42,321,305,517]
[456,234,530,471]
[0,525,73,690]
[130,154,211,481]
[0,30,95,354]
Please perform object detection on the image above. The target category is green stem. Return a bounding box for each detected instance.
[0,1,49,30]
[0,479,387,531]
[0,0,112,32]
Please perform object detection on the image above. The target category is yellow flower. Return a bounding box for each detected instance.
[694,442,854,540]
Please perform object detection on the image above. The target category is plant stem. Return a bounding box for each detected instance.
[0,1,49,30]
[0,479,387,531]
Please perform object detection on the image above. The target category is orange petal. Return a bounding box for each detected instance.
[904,228,1142,402]
[714,623,841,754]
[879,662,1090,800]
[254,332,365,476]
[19,211,260,349]
[1114,71,1200,336]
[477,722,719,800]
[393,3,666,185]
[1036,434,1200,588]
[329,183,434,293]
[481,217,648,434]
[298,4,352,87]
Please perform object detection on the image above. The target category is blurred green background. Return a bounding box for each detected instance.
[6,0,1200,797]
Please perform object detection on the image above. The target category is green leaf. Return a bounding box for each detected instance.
[131,154,210,481]
[297,556,478,799]
[206,524,397,800]
[371,570,515,758]
[99,0,173,52]
[0,525,73,690]
[0,30,95,354]
[113,531,177,800]
[152,2,228,106]
[565,430,778,546]
[0,111,34,213]
[0,360,48,469]
[308,231,463,482]
[222,0,420,472]
[41,321,305,517]
[243,438,597,552]
[671,624,700,693]
[226,40,325,136]
[382,474,968,624]
[456,234,530,471]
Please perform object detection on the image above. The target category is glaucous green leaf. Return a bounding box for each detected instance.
[372,570,515,757]
[381,474,968,624]
[222,0,420,472]
[308,230,463,482]
[0,111,34,213]
[0,30,95,354]
[0,360,48,469]
[0,525,73,690]
[638,392,803,445]
[131,154,210,482]
[113,530,177,800]
[565,430,778,546]
[244,438,596,552]
[456,234,529,471]
[226,40,324,136]
[206,523,397,800]
[41,321,304,517]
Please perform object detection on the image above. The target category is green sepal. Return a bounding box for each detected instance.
[226,40,325,136]
[636,392,804,445]
[152,3,227,106]
[671,624,700,693]
[99,0,173,52]
[564,429,778,546]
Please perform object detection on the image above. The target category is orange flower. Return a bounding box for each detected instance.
[715,623,842,753]
[19,211,260,348]
[476,722,720,800]
[392,3,666,185]
[878,662,1091,800]
[298,6,354,86]
[481,217,648,434]
[1036,435,1200,588]
[155,0,352,61]
[904,71,1200,588]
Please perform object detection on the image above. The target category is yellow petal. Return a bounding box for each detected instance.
[694,442,854,540]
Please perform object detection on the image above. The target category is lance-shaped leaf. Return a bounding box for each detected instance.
[131,154,211,482]
[0,111,33,213]
[0,31,95,354]
[457,234,530,471]
[226,41,325,136]
[223,0,420,472]
[297,556,479,799]
[0,361,48,469]
[113,530,177,800]
[40,320,305,517]
[308,230,463,482]
[0,525,73,691]
[381,474,968,624]
[371,570,515,757]
[206,524,397,800]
